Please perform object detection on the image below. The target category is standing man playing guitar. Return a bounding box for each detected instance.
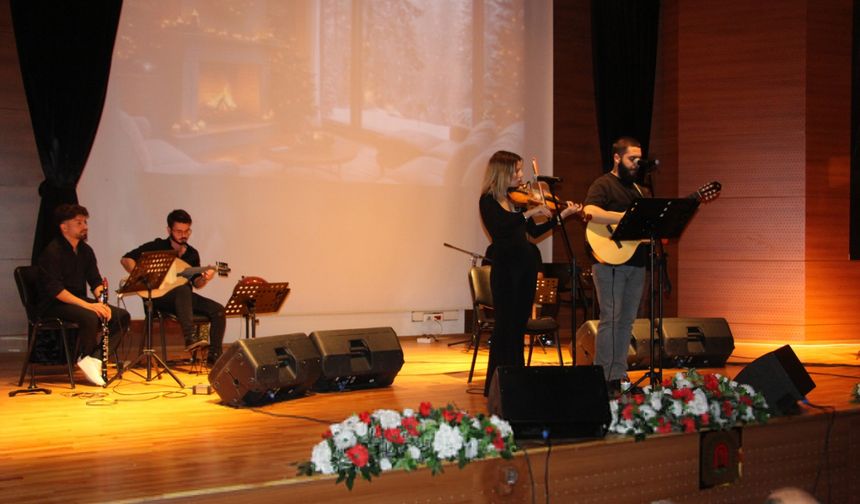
[121,209,226,365]
[582,137,651,396]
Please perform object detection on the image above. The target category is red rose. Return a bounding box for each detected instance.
[672,388,693,402]
[374,424,382,438]
[493,434,505,450]
[622,404,634,420]
[700,413,710,426]
[740,395,752,406]
[722,401,734,417]
[401,416,419,436]
[633,394,645,405]
[322,429,333,439]
[346,444,370,467]
[662,378,672,388]
[704,374,720,391]
[384,428,405,444]
[656,417,673,434]
[419,402,433,417]
[682,417,696,433]
[359,411,371,424]
[485,426,496,435]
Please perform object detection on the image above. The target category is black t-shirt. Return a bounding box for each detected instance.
[479,193,555,266]
[123,237,201,268]
[36,236,103,312]
[583,173,651,267]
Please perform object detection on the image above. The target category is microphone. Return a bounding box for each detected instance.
[635,158,660,170]
[536,175,563,184]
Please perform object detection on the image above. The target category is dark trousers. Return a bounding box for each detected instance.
[484,259,536,396]
[42,301,130,359]
[152,285,226,358]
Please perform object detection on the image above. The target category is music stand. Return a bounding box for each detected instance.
[611,198,700,387]
[224,280,290,339]
[117,250,186,387]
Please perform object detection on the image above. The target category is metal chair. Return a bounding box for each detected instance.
[467,265,494,383]
[466,267,565,383]
[12,265,78,392]
[146,308,210,371]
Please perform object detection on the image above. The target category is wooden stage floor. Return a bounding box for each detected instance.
[1,337,859,503]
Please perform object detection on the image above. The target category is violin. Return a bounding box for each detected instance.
[506,157,591,223]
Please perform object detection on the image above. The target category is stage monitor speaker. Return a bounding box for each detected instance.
[574,318,734,369]
[734,345,815,415]
[487,366,610,439]
[574,319,652,369]
[208,333,321,407]
[310,327,404,392]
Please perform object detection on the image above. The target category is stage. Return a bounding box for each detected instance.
[1,336,859,503]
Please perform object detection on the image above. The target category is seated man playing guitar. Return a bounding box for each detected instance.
[121,209,226,365]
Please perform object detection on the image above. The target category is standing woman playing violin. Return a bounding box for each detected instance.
[479,150,582,396]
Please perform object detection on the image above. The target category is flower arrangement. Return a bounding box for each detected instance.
[609,369,770,440]
[298,402,517,489]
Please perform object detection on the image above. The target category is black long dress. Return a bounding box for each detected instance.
[479,193,555,395]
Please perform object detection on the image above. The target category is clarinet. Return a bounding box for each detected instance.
[100,277,110,385]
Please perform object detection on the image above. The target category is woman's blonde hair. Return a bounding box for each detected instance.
[481,150,522,200]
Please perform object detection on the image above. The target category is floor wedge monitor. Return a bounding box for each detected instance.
[208,333,321,407]
[734,344,815,415]
[310,327,404,392]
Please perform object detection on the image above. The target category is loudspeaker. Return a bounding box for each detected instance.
[208,333,321,407]
[574,319,652,369]
[310,327,404,391]
[734,345,815,415]
[574,318,734,369]
[487,366,610,439]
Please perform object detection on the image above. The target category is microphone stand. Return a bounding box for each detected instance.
[443,242,490,348]
[539,178,581,366]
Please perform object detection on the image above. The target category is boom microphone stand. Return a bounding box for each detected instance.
[443,242,490,348]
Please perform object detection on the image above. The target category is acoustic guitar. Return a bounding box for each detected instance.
[585,181,721,265]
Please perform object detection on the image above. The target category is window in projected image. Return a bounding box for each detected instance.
[108,0,527,186]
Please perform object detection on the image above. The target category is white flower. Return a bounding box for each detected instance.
[730,380,738,388]
[742,406,755,422]
[432,423,464,459]
[740,384,755,396]
[709,400,724,423]
[671,399,683,417]
[649,390,664,411]
[311,440,335,474]
[379,458,393,471]
[490,415,513,438]
[674,374,693,390]
[689,389,709,416]
[471,418,482,430]
[639,405,656,421]
[343,415,368,437]
[373,409,403,430]
[403,408,415,417]
[332,429,357,450]
[408,445,422,461]
[464,438,479,459]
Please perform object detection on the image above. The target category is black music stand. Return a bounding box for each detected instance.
[224,280,290,339]
[611,198,699,388]
[118,250,185,387]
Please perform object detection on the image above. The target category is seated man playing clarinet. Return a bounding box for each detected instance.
[37,204,130,386]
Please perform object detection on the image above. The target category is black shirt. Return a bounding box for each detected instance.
[479,193,555,266]
[36,236,103,312]
[123,237,201,269]
[583,173,651,267]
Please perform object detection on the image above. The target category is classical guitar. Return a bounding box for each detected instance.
[585,181,721,265]
[130,259,231,298]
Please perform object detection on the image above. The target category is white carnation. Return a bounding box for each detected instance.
[741,384,756,396]
[379,458,393,471]
[649,391,664,411]
[311,440,335,474]
[709,400,723,423]
[408,445,422,460]
[332,429,357,450]
[373,409,403,430]
[490,415,513,438]
[343,415,368,437]
[639,405,656,421]
[464,438,479,459]
[671,399,683,417]
[403,408,415,417]
[471,418,482,430]
[689,389,709,416]
[742,406,755,422]
[432,423,464,459]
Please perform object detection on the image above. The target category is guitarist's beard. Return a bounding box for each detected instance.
[169,235,188,247]
[616,163,638,186]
